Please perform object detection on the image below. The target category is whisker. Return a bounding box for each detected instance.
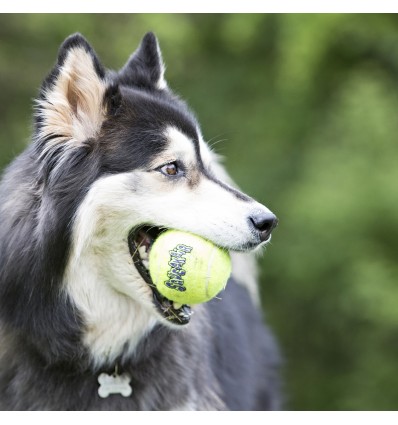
[131,238,145,258]
[206,133,227,145]
[208,138,228,151]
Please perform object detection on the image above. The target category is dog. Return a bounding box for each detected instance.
[0,32,282,410]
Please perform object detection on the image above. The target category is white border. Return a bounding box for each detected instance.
[1,411,398,423]
[0,0,397,419]
[2,1,398,13]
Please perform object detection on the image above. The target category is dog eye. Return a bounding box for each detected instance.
[159,162,179,176]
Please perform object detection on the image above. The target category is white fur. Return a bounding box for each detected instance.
[159,126,197,165]
[198,134,262,305]
[65,126,271,364]
[155,42,168,90]
[64,175,158,367]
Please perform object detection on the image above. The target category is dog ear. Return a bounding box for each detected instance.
[118,32,167,90]
[35,33,110,150]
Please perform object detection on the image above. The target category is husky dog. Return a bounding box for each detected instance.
[0,33,281,410]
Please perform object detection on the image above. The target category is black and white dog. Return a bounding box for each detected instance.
[0,33,281,410]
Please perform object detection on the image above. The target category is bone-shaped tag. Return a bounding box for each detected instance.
[97,372,132,398]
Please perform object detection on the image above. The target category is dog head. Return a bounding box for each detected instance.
[34,33,278,364]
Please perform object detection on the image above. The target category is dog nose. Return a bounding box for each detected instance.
[249,211,278,242]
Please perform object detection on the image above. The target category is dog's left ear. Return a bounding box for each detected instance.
[118,32,167,90]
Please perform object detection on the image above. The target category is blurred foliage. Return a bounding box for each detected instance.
[1,14,398,410]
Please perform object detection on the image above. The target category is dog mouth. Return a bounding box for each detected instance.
[127,225,193,326]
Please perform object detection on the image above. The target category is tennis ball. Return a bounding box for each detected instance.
[149,230,231,305]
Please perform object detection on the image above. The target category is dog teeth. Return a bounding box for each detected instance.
[138,246,148,260]
[142,259,149,269]
[173,302,182,310]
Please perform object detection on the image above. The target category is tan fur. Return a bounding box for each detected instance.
[36,47,107,156]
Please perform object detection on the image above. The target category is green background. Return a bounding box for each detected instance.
[1,14,397,410]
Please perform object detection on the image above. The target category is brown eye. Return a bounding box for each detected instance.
[163,164,177,175]
[159,162,181,177]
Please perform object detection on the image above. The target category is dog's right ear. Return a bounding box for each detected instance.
[118,32,167,90]
[35,33,119,152]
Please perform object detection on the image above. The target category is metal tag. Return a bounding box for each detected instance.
[97,372,133,398]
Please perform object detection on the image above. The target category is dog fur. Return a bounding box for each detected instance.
[0,32,282,410]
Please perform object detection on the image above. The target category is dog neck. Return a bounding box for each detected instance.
[64,266,159,368]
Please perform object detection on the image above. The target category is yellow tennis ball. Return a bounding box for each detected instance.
[149,230,231,305]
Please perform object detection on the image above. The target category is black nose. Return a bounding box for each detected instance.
[249,212,278,242]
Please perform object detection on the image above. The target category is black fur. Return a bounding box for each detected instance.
[118,32,164,90]
[0,283,280,410]
[35,33,106,135]
[40,33,106,97]
[0,33,282,410]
